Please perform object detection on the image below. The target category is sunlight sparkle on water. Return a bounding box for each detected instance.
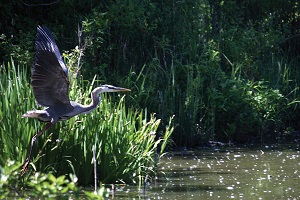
[111,147,300,199]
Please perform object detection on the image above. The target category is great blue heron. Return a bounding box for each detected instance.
[21,25,130,175]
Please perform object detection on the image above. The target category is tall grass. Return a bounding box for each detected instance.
[0,61,35,164]
[0,60,173,186]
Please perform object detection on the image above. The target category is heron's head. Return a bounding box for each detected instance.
[101,84,131,92]
[92,85,131,96]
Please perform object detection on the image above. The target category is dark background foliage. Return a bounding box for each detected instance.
[1,0,300,146]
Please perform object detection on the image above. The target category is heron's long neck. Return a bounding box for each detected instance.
[90,89,102,108]
[80,89,102,114]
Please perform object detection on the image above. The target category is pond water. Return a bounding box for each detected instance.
[109,145,300,199]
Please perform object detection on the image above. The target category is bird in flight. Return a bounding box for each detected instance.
[21,25,130,175]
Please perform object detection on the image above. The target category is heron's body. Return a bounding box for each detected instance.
[21,25,130,175]
[23,101,97,122]
[23,87,103,122]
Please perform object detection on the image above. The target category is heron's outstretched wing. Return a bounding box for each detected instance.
[31,25,73,113]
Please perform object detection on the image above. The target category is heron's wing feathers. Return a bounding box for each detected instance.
[32,25,73,113]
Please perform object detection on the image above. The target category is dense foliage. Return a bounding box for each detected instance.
[1,0,300,146]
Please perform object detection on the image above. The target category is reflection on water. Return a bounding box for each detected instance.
[109,146,300,199]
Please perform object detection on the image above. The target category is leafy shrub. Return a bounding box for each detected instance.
[0,159,108,199]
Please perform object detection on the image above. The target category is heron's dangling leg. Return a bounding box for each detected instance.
[21,122,53,176]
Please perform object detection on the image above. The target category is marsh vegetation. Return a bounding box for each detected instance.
[1,0,300,198]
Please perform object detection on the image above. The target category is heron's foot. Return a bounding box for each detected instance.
[21,160,29,176]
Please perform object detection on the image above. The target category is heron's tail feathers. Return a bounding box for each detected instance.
[22,110,50,122]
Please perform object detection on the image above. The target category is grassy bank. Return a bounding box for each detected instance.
[0,60,173,189]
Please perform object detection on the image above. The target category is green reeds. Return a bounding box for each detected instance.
[0,60,173,186]
[0,60,35,165]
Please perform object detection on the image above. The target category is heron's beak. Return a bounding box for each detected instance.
[103,85,131,92]
[112,86,131,92]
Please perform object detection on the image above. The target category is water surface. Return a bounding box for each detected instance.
[110,146,300,199]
